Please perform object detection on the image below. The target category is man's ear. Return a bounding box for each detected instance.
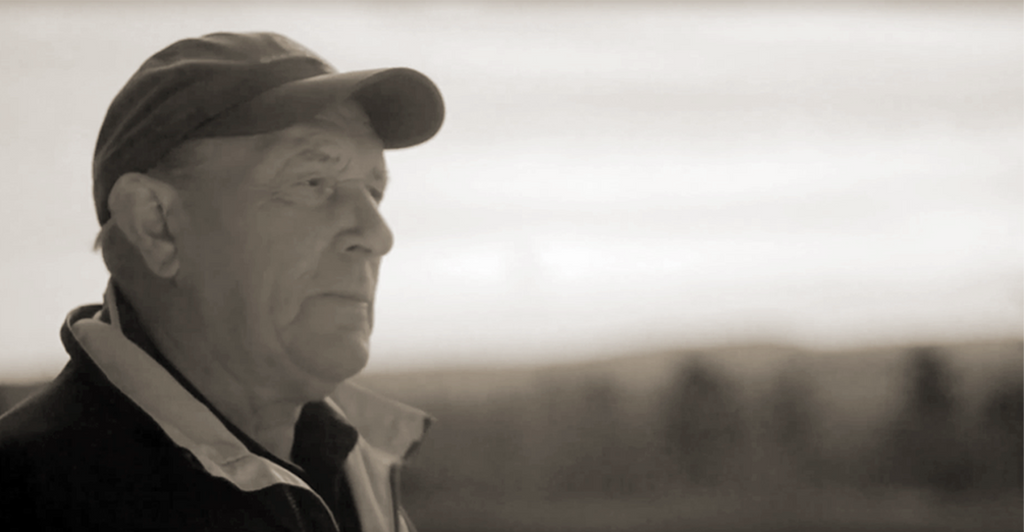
[107,172,182,279]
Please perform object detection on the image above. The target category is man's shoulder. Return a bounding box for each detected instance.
[0,360,250,531]
[0,361,116,445]
[0,362,143,529]
[0,367,83,447]
[0,305,111,444]
[0,358,175,478]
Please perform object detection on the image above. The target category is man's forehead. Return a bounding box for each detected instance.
[267,126,385,177]
[259,105,387,183]
[314,100,374,130]
[270,101,382,152]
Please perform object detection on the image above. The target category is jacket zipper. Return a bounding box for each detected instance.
[284,485,341,532]
[389,465,403,532]
[284,487,310,532]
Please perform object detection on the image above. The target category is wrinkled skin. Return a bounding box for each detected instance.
[171,102,393,400]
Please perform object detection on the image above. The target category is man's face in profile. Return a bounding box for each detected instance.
[171,101,392,393]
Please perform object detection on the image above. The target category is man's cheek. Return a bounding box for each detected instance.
[268,245,324,325]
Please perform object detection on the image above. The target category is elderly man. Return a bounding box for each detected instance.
[0,32,443,532]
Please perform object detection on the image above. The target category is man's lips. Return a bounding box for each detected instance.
[299,292,372,331]
[317,291,372,304]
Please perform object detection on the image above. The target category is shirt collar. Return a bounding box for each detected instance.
[64,279,432,491]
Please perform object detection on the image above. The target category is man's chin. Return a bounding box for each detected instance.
[283,298,373,385]
[287,335,370,388]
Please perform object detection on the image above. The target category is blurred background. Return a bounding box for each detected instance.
[0,1,1021,531]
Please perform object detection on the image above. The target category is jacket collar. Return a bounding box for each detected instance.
[64,280,431,492]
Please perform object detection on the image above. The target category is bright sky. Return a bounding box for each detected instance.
[0,2,1021,380]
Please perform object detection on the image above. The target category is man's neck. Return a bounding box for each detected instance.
[168,357,305,465]
[115,284,311,465]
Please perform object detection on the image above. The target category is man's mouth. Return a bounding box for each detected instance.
[318,292,371,304]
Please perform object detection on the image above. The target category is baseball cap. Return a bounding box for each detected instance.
[93,32,445,225]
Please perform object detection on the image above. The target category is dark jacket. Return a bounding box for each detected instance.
[0,284,430,532]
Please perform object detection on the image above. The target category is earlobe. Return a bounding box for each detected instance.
[107,172,181,278]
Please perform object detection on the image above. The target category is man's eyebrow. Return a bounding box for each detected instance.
[270,145,346,178]
[373,167,389,185]
[292,147,344,164]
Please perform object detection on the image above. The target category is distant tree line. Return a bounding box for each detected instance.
[402,344,1023,502]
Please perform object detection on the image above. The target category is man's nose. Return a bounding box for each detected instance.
[331,186,394,257]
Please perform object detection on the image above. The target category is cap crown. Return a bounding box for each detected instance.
[93,32,337,224]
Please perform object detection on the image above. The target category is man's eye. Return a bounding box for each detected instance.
[297,177,336,193]
[275,176,335,205]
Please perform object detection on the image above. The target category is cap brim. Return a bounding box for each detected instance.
[189,67,444,149]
